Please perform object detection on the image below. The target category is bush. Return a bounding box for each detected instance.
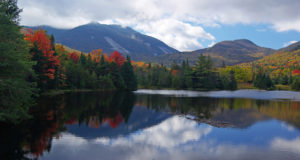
[291,77,300,91]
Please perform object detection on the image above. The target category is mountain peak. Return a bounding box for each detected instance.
[87,21,100,25]
[213,39,257,48]
[234,39,256,45]
[28,23,178,60]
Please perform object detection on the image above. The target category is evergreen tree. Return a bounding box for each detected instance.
[227,70,237,90]
[254,70,274,90]
[291,77,300,91]
[79,53,87,67]
[0,0,36,122]
[193,55,214,89]
[108,62,126,90]
[121,56,137,91]
[99,75,115,90]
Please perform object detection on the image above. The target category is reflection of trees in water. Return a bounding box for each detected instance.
[0,91,135,159]
[60,92,135,128]
[136,95,220,119]
[136,95,300,129]
[0,108,62,159]
[2,93,300,159]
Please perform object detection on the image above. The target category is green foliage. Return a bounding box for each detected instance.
[220,71,237,90]
[55,47,137,91]
[99,75,115,89]
[0,0,36,123]
[0,0,21,23]
[254,71,274,90]
[121,56,137,91]
[291,77,300,91]
[135,56,236,90]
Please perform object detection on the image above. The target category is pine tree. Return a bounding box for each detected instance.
[0,0,36,122]
[121,56,137,91]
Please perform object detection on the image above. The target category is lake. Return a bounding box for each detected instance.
[1,90,300,160]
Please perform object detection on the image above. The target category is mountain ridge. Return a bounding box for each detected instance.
[151,39,276,66]
[26,23,299,66]
[26,22,178,60]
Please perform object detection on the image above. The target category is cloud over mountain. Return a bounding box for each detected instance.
[18,0,300,51]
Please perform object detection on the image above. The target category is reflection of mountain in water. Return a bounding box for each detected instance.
[135,95,300,129]
[211,109,270,128]
[2,91,300,159]
[66,106,171,139]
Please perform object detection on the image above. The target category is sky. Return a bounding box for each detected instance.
[18,0,300,51]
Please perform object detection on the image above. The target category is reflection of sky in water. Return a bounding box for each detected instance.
[41,115,300,160]
[135,89,300,101]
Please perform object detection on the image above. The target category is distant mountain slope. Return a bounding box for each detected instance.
[279,41,300,52]
[238,43,300,77]
[27,22,178,60]
[152,39,275,66]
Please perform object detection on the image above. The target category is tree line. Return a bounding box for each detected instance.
[135,55,238,90]
[0,0,137,123]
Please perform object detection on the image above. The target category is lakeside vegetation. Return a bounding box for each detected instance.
[1,0,300,123]
[0,0,137,123]
[135,56,237,90]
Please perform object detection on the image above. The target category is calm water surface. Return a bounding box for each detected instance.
[1,90,300,160]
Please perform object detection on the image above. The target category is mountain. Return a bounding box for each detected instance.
[238,42,300,78]
[279,41,300,52]
[27,22,178,60]
[151,39,275,66]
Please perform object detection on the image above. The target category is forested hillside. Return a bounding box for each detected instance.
[151,39,275,66]
[219,48,300,90]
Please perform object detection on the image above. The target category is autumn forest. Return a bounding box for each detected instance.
[2,0,300,160]
[1,0,300,123]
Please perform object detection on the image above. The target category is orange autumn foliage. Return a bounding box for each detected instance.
[24,29,60,80]
[90,49,103,63]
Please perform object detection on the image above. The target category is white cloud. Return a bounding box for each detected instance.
[18,0,300,51]
[121,116,212,148]
[41,117,300,160]
[271,137,300,154]
[283,40,298,47]
[135,19,215,51]
[281,122,295,132]
[208,41,216,47]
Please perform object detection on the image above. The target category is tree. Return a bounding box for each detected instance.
[0,0,36,122]
[121,56,137,91]
[227,70,237,90]
[109,51,125,67]
[69,52,79,63]
[24,29,60,91]
[193,55,215,89]
[254,70,274,90]
[291,77,300,90]
[79,53,87,67]
[0,0,21,23]
[108,62,126,90]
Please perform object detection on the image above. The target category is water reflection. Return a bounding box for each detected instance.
[1,91,300,160]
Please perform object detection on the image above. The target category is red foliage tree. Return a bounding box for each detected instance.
[109,51,125,67]
[293,69,300,76]
[69,52,79,63]
[24,29,60,80]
